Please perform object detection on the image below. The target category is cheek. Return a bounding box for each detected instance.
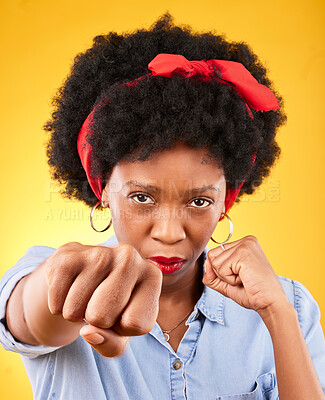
[190,208,221,239]
[110,198,149,239]
[190,217,216,241]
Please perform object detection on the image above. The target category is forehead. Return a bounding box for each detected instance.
[107,142,225,190]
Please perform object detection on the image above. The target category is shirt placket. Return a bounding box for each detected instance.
[149,308,203,400]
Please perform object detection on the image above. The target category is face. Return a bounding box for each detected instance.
[101,141,226,285]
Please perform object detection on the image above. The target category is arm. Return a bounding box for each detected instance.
[259,302,325,400]
[202,236,325,397]
[5,242,162,358]
[6,258,85,347]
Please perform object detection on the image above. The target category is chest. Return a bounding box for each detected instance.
[42,315,278,400]
[164,324,189,353]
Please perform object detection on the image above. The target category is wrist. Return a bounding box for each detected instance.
[257,298,298,331]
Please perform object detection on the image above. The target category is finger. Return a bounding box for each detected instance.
[202,258,217,282]
[208,235,254,258]
[212,237,242,250]
[202,258,231,297]
[79,324,129,358]
[203,257,228,284]
[61,266,111,322]
[84,265,139,329]
[46,244,95,315]
[217,256,243,286]
[47,257,81,315]
[207,247,241,284]
[112,267,162,337]
[204,252,242,287]
[207,240,238,259]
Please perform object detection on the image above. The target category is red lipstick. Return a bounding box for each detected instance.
[149,256,184,263]
[148,256,185,274]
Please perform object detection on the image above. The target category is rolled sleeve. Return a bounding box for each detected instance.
[293,279,325,392]
[0,245,64,359]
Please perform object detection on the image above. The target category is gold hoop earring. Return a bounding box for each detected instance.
[210,212,233,250]
[89,200,112,232]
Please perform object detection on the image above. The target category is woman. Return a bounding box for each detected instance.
[0,11,324,400]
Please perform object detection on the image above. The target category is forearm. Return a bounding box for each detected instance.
[259,302,325,400]
[6,260,85,347]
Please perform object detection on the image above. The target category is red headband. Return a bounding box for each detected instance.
[77,53,280,220]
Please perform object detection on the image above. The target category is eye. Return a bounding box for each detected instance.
[130,193,155,204]
[188,198,212,208]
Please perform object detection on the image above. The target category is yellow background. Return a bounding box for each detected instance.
[0,1,324,398]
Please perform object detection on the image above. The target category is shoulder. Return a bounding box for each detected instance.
[276,274,319,311]
[276,275,322,342]
[1,245,57,284]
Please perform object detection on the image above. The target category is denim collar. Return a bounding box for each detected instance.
[99,236,225,325]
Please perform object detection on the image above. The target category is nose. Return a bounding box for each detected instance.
[151,208,186,244]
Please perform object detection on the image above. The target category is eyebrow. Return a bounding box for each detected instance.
[124,180,220,194]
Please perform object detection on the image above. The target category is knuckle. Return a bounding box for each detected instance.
[87,247,106,264]
[120,315,151,335]
[91,246,113,266]
[208,253,219,265]
[112,245,139,275]
[60,259,73,274]
[46,253,65,279]
[115,244,135,264]
[91,251,112,275]
[57,241,80,252]
[84,310,112,329]
[84,313,102,327]
[118,243,134,253]
[245,235,257,244]
[146,263,163,282]
[208,249,219,259]
[57,243,69,252]
[62,307,83,322]
[65,241,82,247]
[239,235,258,254]
[54,252,74,273]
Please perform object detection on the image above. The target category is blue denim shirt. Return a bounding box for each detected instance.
[1,234,325,399]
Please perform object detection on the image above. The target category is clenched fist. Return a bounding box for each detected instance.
[45,242,163,357]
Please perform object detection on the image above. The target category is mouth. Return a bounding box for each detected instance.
[148,256,186,274]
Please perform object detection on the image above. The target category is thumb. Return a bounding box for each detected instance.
[80,323,129,358]
[202,258,230,298]
[202,258,217,285]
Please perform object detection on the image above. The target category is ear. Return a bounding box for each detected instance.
[101,187,110,208]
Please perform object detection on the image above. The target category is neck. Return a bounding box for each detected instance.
[158,253,204,312]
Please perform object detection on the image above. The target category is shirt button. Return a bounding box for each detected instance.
[173,360,182,370]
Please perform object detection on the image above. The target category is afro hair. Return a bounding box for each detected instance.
[44,11,287,209]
